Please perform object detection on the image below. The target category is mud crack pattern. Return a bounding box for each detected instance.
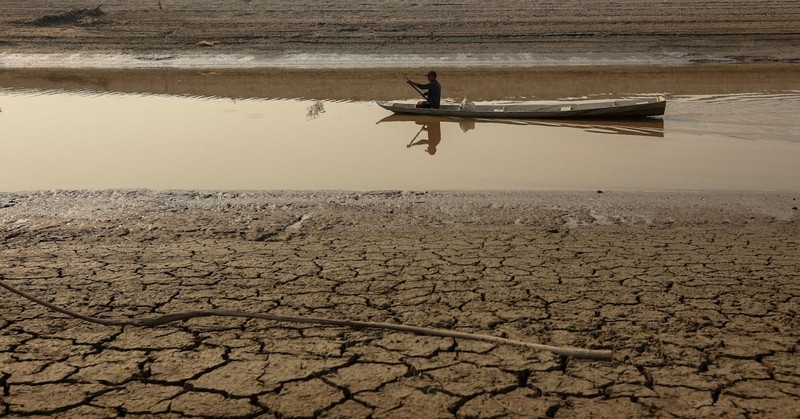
[1,191,798,417]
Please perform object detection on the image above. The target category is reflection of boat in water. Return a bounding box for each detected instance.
[377,114,665,138]
[377,96,666,119]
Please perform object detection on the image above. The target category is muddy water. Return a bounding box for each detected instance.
[1,68,799,191]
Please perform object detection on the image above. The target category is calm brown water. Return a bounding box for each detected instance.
[1,67,799,191]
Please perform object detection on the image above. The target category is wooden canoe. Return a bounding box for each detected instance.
[377,96,666,119]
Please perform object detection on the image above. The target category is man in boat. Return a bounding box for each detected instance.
[407,71,441,109]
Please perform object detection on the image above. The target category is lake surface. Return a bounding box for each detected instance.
[1,68,799,191]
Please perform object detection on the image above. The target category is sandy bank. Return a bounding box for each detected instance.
[2,64,799,101]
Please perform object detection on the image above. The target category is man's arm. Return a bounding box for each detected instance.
[407,80,435,90]
[406,80,428,99]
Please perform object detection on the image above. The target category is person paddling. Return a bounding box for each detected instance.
[407,71,441,109]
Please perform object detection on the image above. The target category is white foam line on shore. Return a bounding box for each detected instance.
[0,52,698,69]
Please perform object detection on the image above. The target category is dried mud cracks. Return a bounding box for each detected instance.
[0,191,798,417]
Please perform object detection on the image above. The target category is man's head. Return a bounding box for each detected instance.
[426,70,437,81]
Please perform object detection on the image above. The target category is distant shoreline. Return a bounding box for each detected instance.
[2,1,798,67]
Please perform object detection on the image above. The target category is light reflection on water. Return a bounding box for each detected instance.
[0,89,798,191]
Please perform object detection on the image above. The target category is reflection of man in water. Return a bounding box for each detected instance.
[407,71,441,109]
[407,121,442,155]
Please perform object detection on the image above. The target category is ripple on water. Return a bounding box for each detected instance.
[666,91,800,142]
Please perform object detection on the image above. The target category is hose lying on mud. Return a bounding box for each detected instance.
[0,278,613,361]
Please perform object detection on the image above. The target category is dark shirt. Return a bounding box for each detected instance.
[415,80,441,109]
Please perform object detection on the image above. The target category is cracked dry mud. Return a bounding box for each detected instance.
[0,191,798,418]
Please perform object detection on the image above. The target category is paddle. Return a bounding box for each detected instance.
[406,80,428,101]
